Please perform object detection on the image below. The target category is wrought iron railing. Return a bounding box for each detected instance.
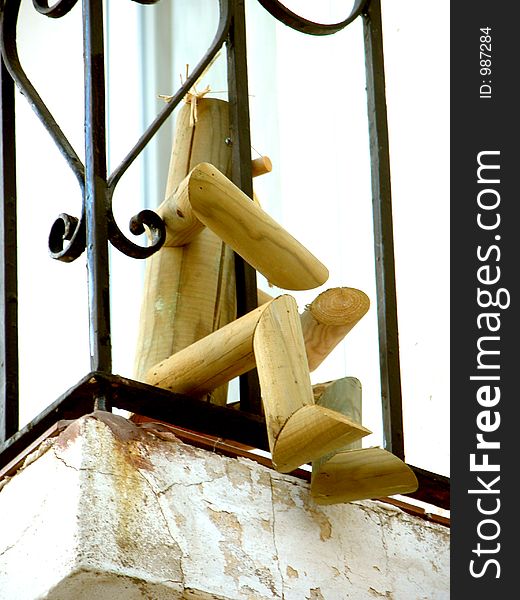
[0,0,449,509]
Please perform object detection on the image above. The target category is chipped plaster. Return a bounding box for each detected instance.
[0,414,449,599]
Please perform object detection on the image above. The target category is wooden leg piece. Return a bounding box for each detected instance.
[311,378,418,504]
[146,295,371,473]
[253,296,370,473]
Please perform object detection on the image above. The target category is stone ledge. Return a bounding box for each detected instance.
[0,412,449,599]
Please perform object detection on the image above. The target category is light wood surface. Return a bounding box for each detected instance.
[157,173,205,247]
[311,374,418,504]
[251,155,272,178]
[301,287,370,371]
[257,287,370,374]
[146,295,370,472]
[311,447,419,505]
[257,288,273,306]
[145,301,269,395]
[153,159,327,290]
[134,99,236,405]
[188,163,329,290]
[314,377,363,450]
[253,296,370,473]
[156,160,266,247]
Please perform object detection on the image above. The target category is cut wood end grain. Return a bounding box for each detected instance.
[301,287,370,371]
[306,287,370,326]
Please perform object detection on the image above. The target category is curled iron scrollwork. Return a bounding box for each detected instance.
[3,0,360,266]
[107,0,231,191]
[33,0,159,17]
[32,0,79,19]
[0,0,172,262]
[48,212,86,262]
[0,0,235,263]
[109,209,166,260]
[255,0,368,36]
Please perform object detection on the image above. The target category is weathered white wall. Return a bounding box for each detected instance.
[0,414,449,599]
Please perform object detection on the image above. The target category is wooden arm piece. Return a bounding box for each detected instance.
[156,162,329,290]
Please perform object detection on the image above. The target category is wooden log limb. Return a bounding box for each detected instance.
[311,447,419,505]
[188,163,329,290]
[252,295,370,472]
[311,376,418,505]
[251,155,272,178]
[158,169,264,248]
[257,287,370,373]
[269,405,371,474]
[146,295,370,472]
[301,287,370,371]
[157,173,205,247]
[145,300,269,396]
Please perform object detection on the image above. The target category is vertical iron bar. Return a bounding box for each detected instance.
[226,0,261,415]
[0,58,19,442]
[83,0,111,411]
[363,0,404,459]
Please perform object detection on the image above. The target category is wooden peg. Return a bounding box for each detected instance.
[251,155,272,178]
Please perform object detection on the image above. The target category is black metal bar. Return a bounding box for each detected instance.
[83,0,111,411]
[362,0,405,460]
[256,0,368,36]
[226,0,262,415]
[33,0,79,19]
[0,372,269,471]
[408,466,450,511]
[226,0,257,316]
[0,374,98,471]
[107,373,268,449]
[0,57,18,443]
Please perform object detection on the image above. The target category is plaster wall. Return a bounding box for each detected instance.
[0,414,449,599]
